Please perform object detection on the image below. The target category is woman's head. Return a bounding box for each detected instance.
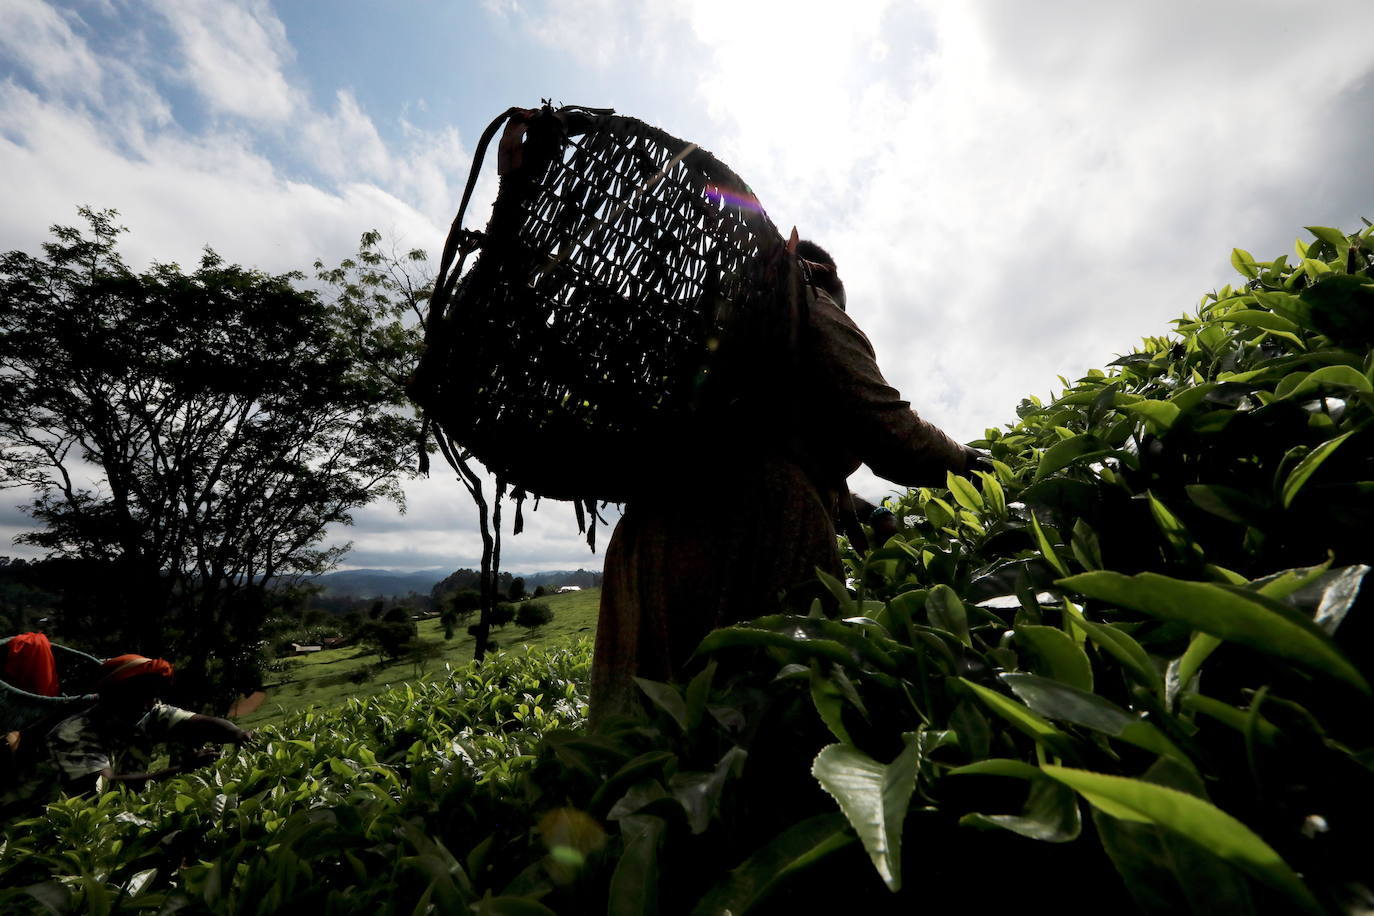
[96,655,175,712]
[795,239,846,310]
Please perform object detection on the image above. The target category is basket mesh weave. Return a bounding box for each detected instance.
[414,106,801,503]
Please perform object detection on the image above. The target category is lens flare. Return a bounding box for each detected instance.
[704,183,762,213]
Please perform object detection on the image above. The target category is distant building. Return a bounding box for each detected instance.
[290,643,323,656]
[556,585,581,593]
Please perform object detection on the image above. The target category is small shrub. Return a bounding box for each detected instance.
[515,602,554,634]
[492,603,516,628]
[359,619,415,659]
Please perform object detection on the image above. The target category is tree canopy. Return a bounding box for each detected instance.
[0,209,420,702]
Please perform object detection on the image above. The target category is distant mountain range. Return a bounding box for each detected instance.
[311,568,446,599]
[312,567,604,600]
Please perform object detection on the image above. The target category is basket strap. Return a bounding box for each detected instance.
[429,103,615,323]
[416,105,526,476]
[428,106,523,330]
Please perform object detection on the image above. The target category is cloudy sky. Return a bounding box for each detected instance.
[2,0,1371,575]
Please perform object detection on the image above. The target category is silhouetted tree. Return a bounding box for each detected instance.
[0,210,421,705]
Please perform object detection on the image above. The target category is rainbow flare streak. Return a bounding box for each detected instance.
[704,183,763,213]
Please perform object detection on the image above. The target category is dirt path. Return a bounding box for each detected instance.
[227,690,267,718]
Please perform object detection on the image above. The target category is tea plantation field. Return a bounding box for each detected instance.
[4,224,1374,914]
[241,588,600,727]
[1,644,594,913]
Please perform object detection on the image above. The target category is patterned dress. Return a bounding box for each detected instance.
[0,701,193,819]
[589,290,970,723]
[48,701,195,782]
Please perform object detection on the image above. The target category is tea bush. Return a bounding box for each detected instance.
[4,224,1373,914]
[516,223,1374,914]
[0,645,590,913]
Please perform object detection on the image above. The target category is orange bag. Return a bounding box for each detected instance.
[4,633,60,697]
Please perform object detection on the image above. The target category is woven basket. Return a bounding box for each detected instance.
[0,637,102,732]
[412,105,805,504]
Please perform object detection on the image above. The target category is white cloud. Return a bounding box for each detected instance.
[501,0,1374,443]
[152,0,298,122]
[5,0,1374,570]
[827,2,1374,439]
[0,0,103,99]
[0,1,492,568]
[298,90,480,230]
[0,82,436,274]
[461,0,1373,529]
[331,473,618,574]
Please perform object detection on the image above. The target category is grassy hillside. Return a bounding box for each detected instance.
[241,588,599,727]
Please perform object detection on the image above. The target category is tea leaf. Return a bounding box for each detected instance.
[923,497,956,530]
[671,748,747,835]
[1145,491,1205,565]
[1069,519,1103,572]
[1060,571,1369,694]
[950,698,992,759]
[925,585,971,647]
[1278,366,1371,400]
[815,567,857,616]
[125,868,158,897]
[1186,484,1269,526]
[1213,309,1300,333]
[1166,632,1222,706]
[608,815,665,916]
[1305,225,1350,255]
[694,626,895,685]
[976,470,1007,518]
[1230,248,1259,279]
[1043,767,1322,914]
[811,669,853,745]
[1001,674,1190,767]
[633,679,688,731]
[946,471,983,511]
[1120,400,1180,435]
[1089,764,1259,916]
[811,735,921,891]
[959,679,1073,753]
[1308,564,1371,634]
[1035,434,1109,480]
[1281,430,1353,507]
[690,814,853,916]
[1062,601,1162,694]
[1028,512,1069,577]
[952,760,1081,843]
[1181,695,1281,744]
[1013,626,1093,692]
